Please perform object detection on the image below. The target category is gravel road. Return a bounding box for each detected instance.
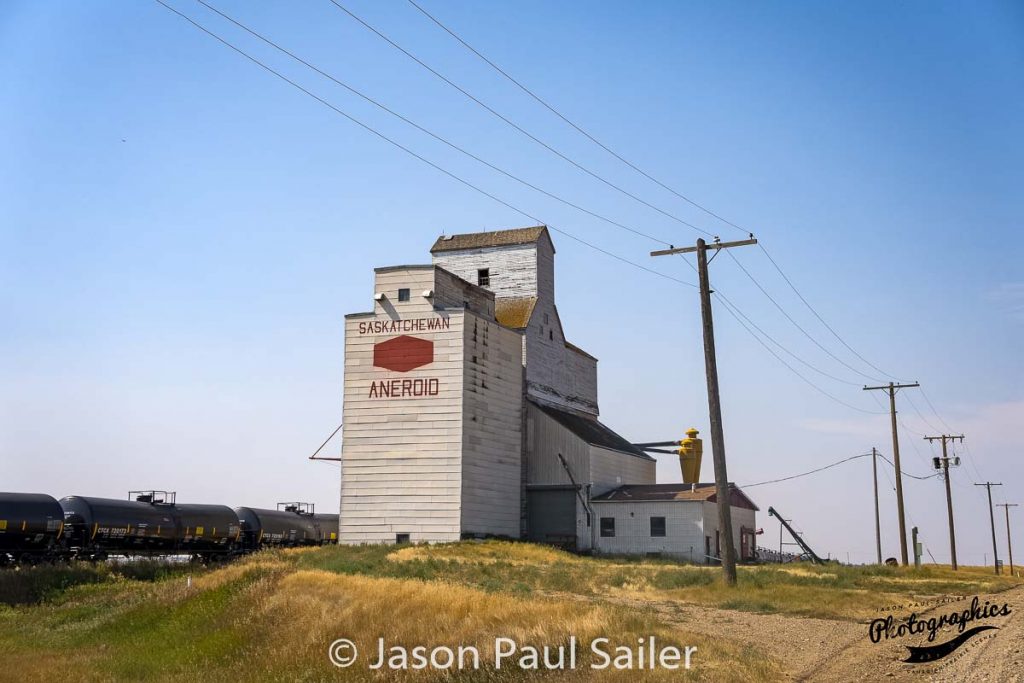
[564,584,1023,681]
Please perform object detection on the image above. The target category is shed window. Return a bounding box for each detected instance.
[477,268,490,286]
[395,533,410,544]
[650,517,666,537]
[600,517,615,537]
[397,288,410,302]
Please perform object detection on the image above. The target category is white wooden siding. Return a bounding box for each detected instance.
[433,236,599,416]
[590,446,656,496]
[590,500,706,561]
[340,267,465,544]
[460,314,523,537]
[524,402,590,486]
[702,502,757,560]
[433,244,539,300]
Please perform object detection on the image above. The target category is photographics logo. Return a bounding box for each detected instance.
[868,596,1011,664]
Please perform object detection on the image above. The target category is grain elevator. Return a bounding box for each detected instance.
[339,226,756,561]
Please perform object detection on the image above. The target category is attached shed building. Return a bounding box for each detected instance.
[590,484,760,562]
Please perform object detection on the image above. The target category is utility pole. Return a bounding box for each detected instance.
[975,482,1004,575]
[863,381,920,566]
[925,434,964,570]
[872,447,882,564]
[651,235,756,586]
[996,503,1017,575]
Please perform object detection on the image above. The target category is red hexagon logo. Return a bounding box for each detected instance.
[373,335,434,373]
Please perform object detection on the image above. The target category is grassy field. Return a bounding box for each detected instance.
[1,543,1019,682]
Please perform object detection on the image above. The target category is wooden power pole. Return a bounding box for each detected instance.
[872,447,882,564]
[651,235,756,586]
[997,503,1018,575]
[863,381,920,566]
[975,482,1004,575]
[924,434,964,570]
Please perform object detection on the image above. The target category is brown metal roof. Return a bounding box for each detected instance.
[590,483,759,511]
[531,400,652,460]
[430,226,549,253]
[495,296,537,330]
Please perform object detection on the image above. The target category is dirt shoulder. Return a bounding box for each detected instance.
[554,584,1024,681]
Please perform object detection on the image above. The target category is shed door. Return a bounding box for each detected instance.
[527,489,577,551]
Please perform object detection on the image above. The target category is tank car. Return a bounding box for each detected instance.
[60,495,179,560]
[312,513,340,544]
[174,503,241,560]
[60,492,240,562]
[0,492,65,565]
[234,506,320,550]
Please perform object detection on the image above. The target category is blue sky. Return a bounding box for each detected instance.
[2,0,1022,564]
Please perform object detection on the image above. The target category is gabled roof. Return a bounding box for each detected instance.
[431,226,550,253]
[495,296,537,330]
[590,483,760,511]
[531,400,652,460]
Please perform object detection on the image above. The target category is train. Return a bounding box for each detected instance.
[0,490,339,566]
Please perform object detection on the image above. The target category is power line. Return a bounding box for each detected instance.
[715,290,862,387]
[879,463,924,533]
[404,0,750,237]
[195,0,681,251]
[916,386,989,486]
[403,0,902,387]
[168,0,904,426]
[714,292,886,415]
[919,386,955,433]
[740,449,933,491]
[757,242,898,380]
[160,0,890,424]
[961,442,988,493]
[671,252,883,415]
[875,451,940,481]
[905,386,988,489]
[725,249,886,383]
[326,0,717,238]
[154,0,695,288]
[740,452,873,488]
[904,391,944,435]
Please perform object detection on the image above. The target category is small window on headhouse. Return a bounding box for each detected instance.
[398,288,410,302]
[650,517,666,537]
[549,329,553,340]
[395,533,410,544]
[477,268,490,287]
[600,517,615,537]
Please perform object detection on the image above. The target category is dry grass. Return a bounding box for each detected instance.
[390,540,580,566]
[0,551,781,682]
[2,542,1020,682]
[238,570,778,681]
[379,542,1024,621]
